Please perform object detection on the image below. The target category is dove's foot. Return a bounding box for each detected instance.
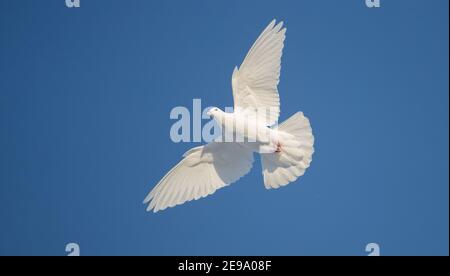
[275,142,282,153]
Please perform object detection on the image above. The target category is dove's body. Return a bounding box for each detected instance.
[212,110,281,154]
[144,20,315,212]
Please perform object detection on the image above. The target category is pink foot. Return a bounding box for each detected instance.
[275,142,281,153]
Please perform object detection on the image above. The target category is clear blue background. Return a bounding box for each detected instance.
[0,0,448,256]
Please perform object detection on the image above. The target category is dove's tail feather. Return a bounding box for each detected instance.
[260,112,314,189]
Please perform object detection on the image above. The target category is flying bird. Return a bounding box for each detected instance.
[144,20,314,212]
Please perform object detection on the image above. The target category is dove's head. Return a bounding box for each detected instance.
[207,107,223,118]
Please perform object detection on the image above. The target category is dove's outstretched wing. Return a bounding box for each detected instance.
[143,143,254,212]
[232,19,286,126]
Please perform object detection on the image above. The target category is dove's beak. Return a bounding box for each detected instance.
[207,110,212,117]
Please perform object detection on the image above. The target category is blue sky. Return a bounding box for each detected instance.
[0,0,448,255]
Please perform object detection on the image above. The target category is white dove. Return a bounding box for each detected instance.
[144,20,314,212]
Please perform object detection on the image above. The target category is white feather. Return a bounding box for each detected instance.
[144,143,254,212]
[232,20,286,126]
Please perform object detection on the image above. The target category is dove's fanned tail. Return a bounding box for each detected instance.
[261,112,314,189]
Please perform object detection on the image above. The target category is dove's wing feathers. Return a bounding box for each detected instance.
[143,142,254,212]
[232,19,286,125]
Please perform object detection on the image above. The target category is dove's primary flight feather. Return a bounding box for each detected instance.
[144,20,314,212]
